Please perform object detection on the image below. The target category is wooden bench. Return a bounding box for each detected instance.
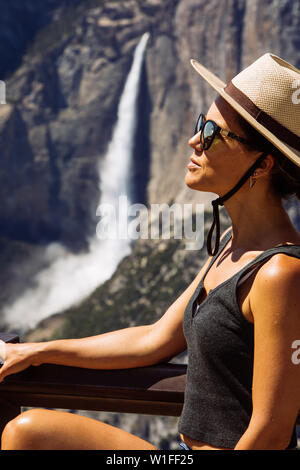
[0,333,299,441]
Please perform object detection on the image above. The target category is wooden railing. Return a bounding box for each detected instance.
[0,333,299,442]
[0,333,186,436]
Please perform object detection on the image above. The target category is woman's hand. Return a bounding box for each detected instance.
[0,340,41,383]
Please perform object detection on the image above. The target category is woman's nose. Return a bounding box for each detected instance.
[189,132,203,151]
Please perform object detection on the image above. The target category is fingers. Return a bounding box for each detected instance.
[0,340,6,363]
[0,341,12,382]
[0,342,33,383]
[0,341,7,382]
[0,363,8,382]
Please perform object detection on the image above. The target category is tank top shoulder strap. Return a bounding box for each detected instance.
[235,242,300,286]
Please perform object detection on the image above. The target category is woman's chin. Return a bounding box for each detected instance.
[185,171,205,191]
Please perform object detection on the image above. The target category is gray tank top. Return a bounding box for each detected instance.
[178,229,299,449]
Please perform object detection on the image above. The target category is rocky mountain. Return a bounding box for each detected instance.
[1,0,299,249]
[0,0,87,79]
[0,0,299,316]
[0,0,300,450]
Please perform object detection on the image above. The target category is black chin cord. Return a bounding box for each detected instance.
[206,153,268,257]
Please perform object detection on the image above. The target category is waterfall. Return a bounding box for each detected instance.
[3,33,150,332]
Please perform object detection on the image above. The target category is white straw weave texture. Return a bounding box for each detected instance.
[232,54,300,137]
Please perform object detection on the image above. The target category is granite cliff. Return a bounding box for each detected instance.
[1,0,299,249]
[1,0,299,322]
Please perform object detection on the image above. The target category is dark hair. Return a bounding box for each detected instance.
[236,115,300,201]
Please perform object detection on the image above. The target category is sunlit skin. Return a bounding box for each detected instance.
[186,98,266,199]
[185,100,261,196]
[185,96,300,251]
[0,96,300,450]
[181,95,300,449]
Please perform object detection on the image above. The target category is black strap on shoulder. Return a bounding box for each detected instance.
[207,153,268,257]
[236,244,300,287]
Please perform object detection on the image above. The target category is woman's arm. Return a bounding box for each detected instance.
[0,252,213,382]
[235,254,300,450]
[1,324,177,373]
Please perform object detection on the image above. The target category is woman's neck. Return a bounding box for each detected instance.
[223,194,300,251]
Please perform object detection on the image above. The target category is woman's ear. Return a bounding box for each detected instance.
[255,154,275,177]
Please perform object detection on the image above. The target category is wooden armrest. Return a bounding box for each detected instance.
[0,333,186,417]
[0,333,299,431]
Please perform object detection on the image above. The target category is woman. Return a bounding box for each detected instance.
[0,53,300,450]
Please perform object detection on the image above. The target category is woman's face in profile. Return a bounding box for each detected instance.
[185,96,260,196]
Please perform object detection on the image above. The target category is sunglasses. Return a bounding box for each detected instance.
[194,113,261,151]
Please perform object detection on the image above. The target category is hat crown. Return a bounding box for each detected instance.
[190,52,300,167]
[231,53,300,138]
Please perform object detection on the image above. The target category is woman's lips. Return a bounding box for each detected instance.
[187,157,201,169]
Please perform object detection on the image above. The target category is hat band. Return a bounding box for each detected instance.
[224,81,300,152]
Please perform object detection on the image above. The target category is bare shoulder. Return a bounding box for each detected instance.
[251,252,300,320]
[255,251,300,286]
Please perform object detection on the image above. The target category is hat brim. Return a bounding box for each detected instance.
[191,59,300,168]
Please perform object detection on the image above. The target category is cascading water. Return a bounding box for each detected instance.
[2,33,150,332]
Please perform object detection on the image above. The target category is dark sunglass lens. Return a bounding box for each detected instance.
[194,114,204,135]
[202,121,216,149]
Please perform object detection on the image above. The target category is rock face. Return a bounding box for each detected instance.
[0,0,299,253]
[1,0,299,313]
[0,0,85,78]
[0,0,143,251]
[1,0,300,339]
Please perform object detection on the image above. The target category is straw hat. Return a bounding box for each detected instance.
[190,53,300,168]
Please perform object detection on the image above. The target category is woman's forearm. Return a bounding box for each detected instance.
[32,324,159,370]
